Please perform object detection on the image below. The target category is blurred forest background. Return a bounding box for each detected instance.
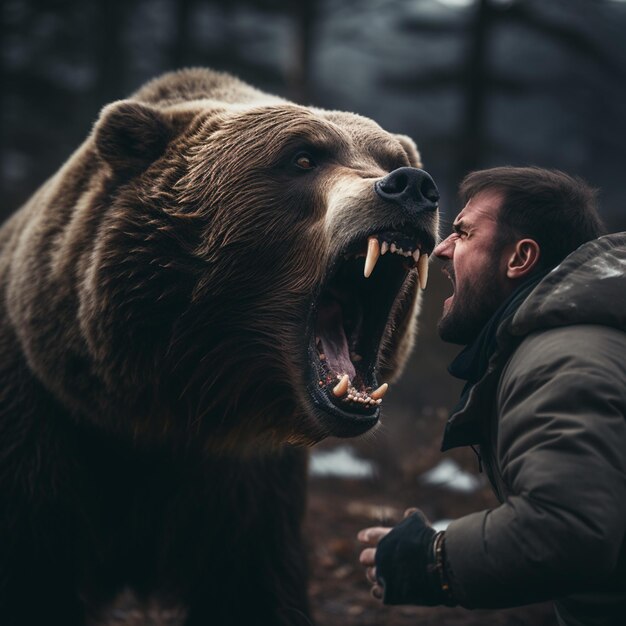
[2,0,625,624]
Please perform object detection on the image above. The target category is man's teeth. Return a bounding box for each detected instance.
[327,373,388,406]
[362,236,430,289]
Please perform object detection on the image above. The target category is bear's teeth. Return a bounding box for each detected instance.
[340,382,386,406]
[360,237,421,266]
[370,382,388,400]
[417,253,429,289]
[332,374,350,397]
[364,236,380,278]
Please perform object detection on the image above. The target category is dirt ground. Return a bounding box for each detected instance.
[305,408,558,626]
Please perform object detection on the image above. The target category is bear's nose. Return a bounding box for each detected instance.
[375,167,439,213]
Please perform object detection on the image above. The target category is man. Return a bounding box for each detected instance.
[358,166,626,624]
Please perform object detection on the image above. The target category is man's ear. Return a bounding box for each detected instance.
[93,100,172,175]
[506,238,541,280]
[394,134,422,168]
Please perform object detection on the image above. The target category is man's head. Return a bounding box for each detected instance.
[434,166,605,345]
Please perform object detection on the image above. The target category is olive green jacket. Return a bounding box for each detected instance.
[442,232,626,625]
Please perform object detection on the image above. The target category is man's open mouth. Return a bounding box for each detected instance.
[305,227,435,437]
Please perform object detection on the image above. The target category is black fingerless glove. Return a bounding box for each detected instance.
[375,512,455,606]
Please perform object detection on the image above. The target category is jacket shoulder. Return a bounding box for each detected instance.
[500,324,626,398]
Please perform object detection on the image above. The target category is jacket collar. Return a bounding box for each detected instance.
[441,273,545,451]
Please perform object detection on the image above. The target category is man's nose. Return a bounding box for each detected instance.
[375,167,439,216]
[433,234,454,259]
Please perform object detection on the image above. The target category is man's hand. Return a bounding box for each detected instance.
[357,508,421,600]
[357,525,391,599]
[357,508,453,606]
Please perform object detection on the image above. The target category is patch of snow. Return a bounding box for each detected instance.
[309,445,375,479]
[420,459,481,493]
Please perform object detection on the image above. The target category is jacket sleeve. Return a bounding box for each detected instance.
[443,325,626,609]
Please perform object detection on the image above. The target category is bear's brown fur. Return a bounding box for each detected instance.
[0,68,438,625]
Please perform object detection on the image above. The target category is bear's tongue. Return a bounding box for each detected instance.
[317,298,356,380]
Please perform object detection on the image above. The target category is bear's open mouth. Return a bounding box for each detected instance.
[305,227,435,437]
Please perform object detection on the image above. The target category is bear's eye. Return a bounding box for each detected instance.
[293,152,317,170]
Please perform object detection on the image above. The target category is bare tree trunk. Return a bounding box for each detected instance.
[457,0,494,180]
[0,1,6,209]
[95,1,129,104]
[288,1,318,104]
[172,0,194,69]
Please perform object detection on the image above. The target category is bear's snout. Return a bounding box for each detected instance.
[375,167,439,215]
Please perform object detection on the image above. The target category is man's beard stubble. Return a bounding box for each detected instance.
[437,260,504,346]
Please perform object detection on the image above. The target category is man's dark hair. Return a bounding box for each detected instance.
[459,166,606,270]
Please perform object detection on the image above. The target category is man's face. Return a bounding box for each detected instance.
[434,189,511,345]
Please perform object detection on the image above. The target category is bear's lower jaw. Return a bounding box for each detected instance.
[304,382,380,439]
[303,229,432,436]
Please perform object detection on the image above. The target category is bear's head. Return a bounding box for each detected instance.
[13,70,439,453]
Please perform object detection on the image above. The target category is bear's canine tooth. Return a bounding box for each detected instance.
[417,253,429,289]
[370,382,388,400]
[381,241,389,255]
[412,249,421,263]
[333,374,350,397]
[364,236,380,278]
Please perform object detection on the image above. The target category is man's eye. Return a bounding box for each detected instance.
[293,152,316,170]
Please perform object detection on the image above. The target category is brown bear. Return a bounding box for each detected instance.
[0,68,439,625]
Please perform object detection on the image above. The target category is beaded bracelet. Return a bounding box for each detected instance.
[432,530,455,605]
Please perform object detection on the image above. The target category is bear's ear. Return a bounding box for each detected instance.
[94,100,172,175]
[395,134,422,169]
